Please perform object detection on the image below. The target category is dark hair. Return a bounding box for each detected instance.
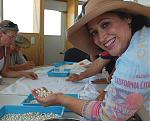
[131,14,150,34]
[108,11,150,34]
[0,20,19,32]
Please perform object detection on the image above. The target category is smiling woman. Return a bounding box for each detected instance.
[87,12,132,56]
[32,0,150,121]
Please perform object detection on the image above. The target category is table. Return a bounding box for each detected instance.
[1,65,148,121]
[0,77,87,120]
[0,65,108,121]
[0,77,17,91]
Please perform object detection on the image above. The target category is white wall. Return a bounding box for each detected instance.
[45,0,66,12]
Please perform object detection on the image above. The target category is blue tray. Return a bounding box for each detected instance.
[53,61,74,67]
[0,105,64,118]
[47,68,70,77]
[21,94,39,106]
[21,94,79,112]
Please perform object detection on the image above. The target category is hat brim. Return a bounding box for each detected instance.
[67,1,150,55]
[15,43,30,48]
[15,39,30,48]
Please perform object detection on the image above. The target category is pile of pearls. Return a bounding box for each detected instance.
[0,112,60,121]
[30,99,38,104]
[25,88,53,104]
[35,88,53,98]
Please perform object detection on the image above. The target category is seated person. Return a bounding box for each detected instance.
[64,47,91,62]
[0,20,37,80]
[32,0,150,119]
[9,35,35,71]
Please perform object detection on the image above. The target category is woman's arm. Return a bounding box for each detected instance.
[57,94,87,116]
[32,89,87,116]
[32,87,144,121]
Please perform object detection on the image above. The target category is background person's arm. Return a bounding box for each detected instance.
[1,47,38,80]
[1,69,38,80]
[66,58,110,82]
[9,51,35,71]
[9,61,35,71]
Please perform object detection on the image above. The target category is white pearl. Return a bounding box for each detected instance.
[1,112,60,121]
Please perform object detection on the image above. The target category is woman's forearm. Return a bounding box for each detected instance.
[57,94,87,116]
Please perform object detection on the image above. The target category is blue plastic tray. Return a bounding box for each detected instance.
[21,94,39,106]
[21,94,79,112]
[0,105,64,118]
[47,68,71,77]
[53,61,74,67]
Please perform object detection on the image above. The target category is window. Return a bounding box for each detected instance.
[78,5,82,15]
[137,0,150,6]
[3,0,33,33]
[44,9,61,36]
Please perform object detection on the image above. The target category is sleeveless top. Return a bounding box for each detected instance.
[0,57,4,71]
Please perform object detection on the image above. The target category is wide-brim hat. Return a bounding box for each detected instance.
[15,35,31,48]
[67,0,150,55]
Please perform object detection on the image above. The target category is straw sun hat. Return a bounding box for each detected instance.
[67,0,150,55]
[15,35,31,48]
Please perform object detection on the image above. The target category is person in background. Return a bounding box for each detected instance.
[64,47,91,62]
[0,20,37,80]
[9,35,35,71]
[32,0,150,120]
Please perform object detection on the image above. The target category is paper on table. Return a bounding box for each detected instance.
[0,76,87,95]
[0,66,107,100]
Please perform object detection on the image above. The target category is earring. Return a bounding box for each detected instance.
[127,18,132,28]
[128,18,132,24]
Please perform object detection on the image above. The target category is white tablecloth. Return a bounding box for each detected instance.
[0,65,107,100]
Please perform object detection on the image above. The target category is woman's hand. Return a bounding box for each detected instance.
[22,72,38,80]
[66,74,81,82]
[32,87,63,107]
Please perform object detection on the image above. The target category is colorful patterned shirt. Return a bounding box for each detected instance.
[82,26,150,121]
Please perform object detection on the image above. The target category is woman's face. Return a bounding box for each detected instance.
[88,12,132,56]
[0,30,17,47]
[10,44,21,53]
